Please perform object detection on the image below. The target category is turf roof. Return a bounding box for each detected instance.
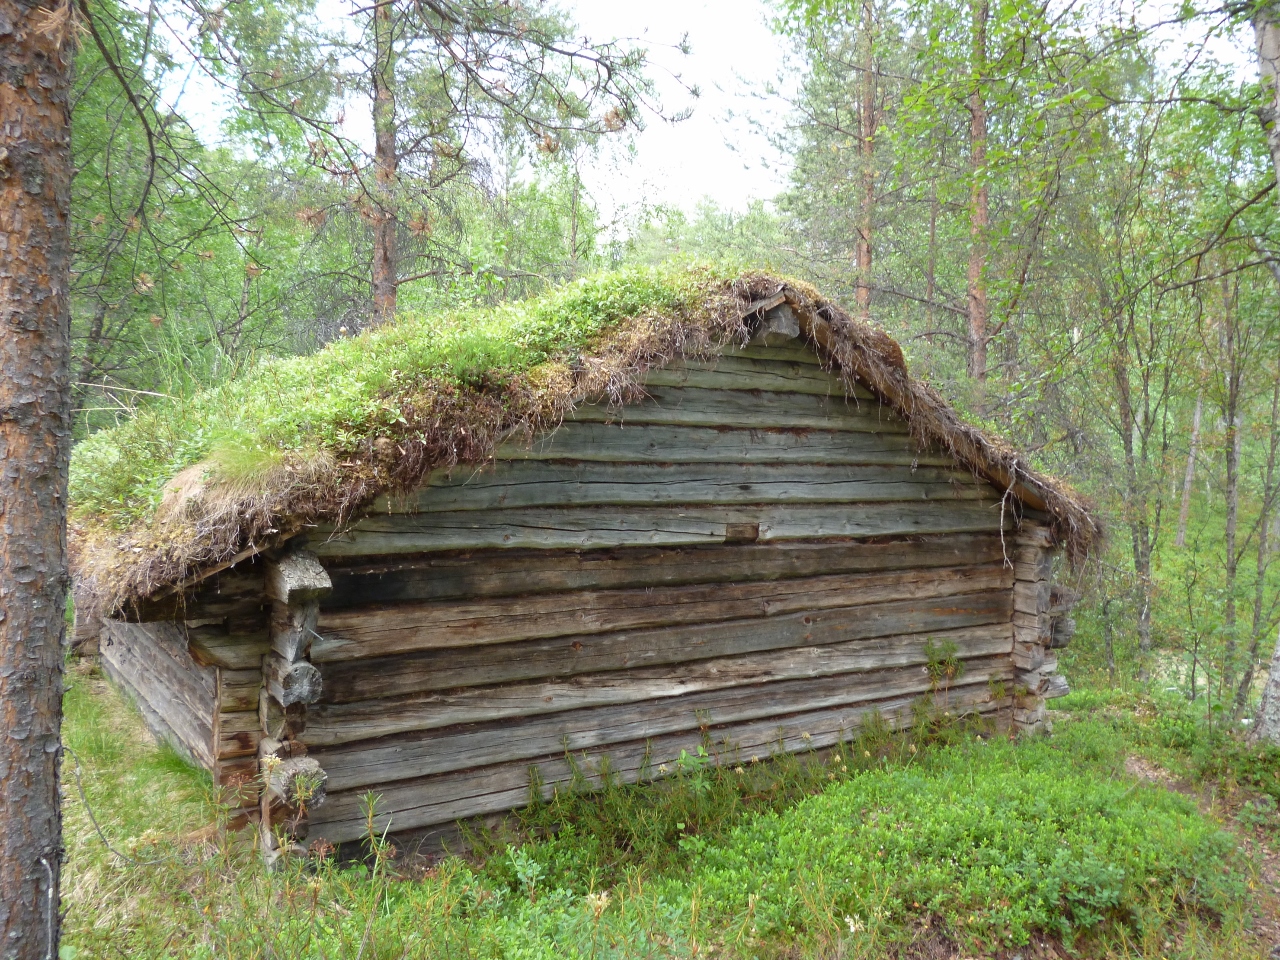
[71,265,1101,616]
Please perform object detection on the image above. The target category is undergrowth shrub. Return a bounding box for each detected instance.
[667,722,1244,954]
[1058,685,1280,802]
[488,707,977,891]
[63,674,1255,959]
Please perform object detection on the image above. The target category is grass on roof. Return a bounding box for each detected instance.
[70,264,733,530]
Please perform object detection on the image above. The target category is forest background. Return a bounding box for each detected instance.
[68,0,1280,716]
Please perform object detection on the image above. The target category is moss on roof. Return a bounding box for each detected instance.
[71,264,730,529]
[71,265,1102,617]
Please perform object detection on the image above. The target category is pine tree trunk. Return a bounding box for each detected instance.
[966,0,989,381]
[370,0,398,326]
[0,2,73,955]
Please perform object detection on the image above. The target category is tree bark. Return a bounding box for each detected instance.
[1220,279,1243,690]
[1252,625,1280,743]
[0,2,73,956]
[1111,315,1155,675]
[1247,7,1280,742]
[925,175,937,336]
[1254,7,1280,187]
[1237,369,1280,720]
[1174,394,1201,548]
[966,0,989,381]
[370,0,398,326]
[854,0,877,323]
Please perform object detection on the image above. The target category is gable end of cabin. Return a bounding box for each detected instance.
[95,334,1079,851]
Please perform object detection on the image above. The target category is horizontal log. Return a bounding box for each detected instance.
[266,551,331,605]
[500,421,951,467]
[1044,674,1070,699]
[306,624,1013,748]
[641,356,872,398]
[1013,561,1044,583]
[315,654,1012,791]
[267,655,323,708]
[313,563,1013,663]
[129,561,266,624]
[101,621,216,725]
[310,501,1009,558]
[188,627,270,671]
[322,534,1010,609]
[1013,580,1050,616]
[217,668,262,713]
[270,602,318,663]
[1011,640,1045,672]
[320,589,1013,702]
[372,460,994,515]
[1013,610,1049,635]
[106,621,215,692]
[215,709,262,760]
[308,681,1008,843]
[567,385,909,431]
[1014,525,1055,549]
[719,343,824,366]
[101,626,215,768]
[214,756,260,808]
[1049,616,1076,650]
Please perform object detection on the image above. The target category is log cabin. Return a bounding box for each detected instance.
[70,269,1100,858]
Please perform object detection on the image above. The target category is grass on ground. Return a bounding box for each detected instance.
[60,663,1276,959]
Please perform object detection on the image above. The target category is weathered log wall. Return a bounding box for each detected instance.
[296,351,1030,843]
[99,345,1075,848]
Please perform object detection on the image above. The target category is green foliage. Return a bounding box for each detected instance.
[677,723,1242,952]
[923,637,964,689]
[69,265,732,527]
[62,675,1260,958]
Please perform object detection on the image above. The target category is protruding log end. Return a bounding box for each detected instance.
[268,655,323,708]
[266,550,332,605]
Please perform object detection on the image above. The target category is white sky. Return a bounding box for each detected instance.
[563,0,796,217]
[162,0,1259,221]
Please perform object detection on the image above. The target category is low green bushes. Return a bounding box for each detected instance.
[676,725,1242,953]
[62,675,1259,959]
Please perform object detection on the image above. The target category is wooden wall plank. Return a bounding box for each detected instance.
[567,385,909,431]
[100,650,214,771]
[313,563,1012,662]
[320,589,1013,702]
[308,681,1008,843]
[306,623,1013,747]
[642,356,870,398]
[309,501,1008,558]
[321,535,1011,609]
[314,654,1012,791]
[719,344,824,365]
[372,461,994,515]
[215,709,261,760]
[188,627,270,671]
[217,668,263,713]
[101,622,215,768]
[129,560,266,624]
[500,422,950,467]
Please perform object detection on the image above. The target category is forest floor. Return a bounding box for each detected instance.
[58,658,1280,959]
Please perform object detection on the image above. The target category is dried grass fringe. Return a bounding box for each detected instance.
[71,273,1101,618]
